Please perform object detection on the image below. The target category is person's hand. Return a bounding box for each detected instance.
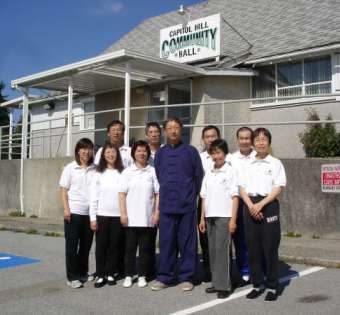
[229,219,237,234]
[120,213,128,226]
[253,212,264,221]
[90,221,97,231]
[64,210,71,223]
[250,203,264,217]
[152,210,160,226]
[199,220,206,233]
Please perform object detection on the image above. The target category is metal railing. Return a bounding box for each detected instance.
[1,93,340,160]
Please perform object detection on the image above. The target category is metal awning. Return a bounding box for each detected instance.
[9,48,256,166]
[11,49,207,94]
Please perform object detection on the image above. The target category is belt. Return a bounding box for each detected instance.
[248,193,265,197]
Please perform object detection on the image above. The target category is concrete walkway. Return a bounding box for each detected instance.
[1,215,339,269]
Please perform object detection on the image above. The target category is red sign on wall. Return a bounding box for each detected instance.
[321,164,340,193]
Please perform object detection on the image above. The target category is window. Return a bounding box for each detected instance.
[253,55,332,103]
[80,102,95,130]
[252,65,275,102]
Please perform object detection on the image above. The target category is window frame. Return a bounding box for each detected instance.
[251,54,333,108]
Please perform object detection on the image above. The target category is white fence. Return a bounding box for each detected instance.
[1,93,340,160]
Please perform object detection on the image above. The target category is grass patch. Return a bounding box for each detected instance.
[25,228,38,235]
[44,231,62,237]
[30,214,38,219]
[284,231,302,238]
[0,225,7,231]
[8,210,26,217]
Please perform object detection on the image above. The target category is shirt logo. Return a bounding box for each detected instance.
[266,215,278,223]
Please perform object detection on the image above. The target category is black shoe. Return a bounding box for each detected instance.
[205,286,217,294]
[246,288,265,299]
[239,278,251,287]
[265,291,278,301]
[217,290,232,299]
[202,271,212,283]
[94,277,106,288]
[107,276,117,286]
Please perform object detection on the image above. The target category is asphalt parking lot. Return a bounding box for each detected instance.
[0,230,339,315]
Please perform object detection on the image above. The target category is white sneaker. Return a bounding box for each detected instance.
[138,276,147,288]
[66,280,83,289]
[123,276,133,288]
[242,275,250,282]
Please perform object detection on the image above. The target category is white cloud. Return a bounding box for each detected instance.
[88,0,124,15]
[105,1,124,13]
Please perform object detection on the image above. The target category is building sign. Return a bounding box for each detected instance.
[160,14,221,63]
[321,164,340,193]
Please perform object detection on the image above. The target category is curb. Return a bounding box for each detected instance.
[279,254,340,269]
[0,226,64,238]
[1,224,340,269]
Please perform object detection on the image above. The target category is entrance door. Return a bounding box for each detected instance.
[147,80,192,143]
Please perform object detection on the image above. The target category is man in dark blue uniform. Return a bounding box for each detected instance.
[151,118,204,292]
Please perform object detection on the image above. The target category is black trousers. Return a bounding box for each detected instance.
[197,198,210,274]
[95,216,122,278]
[117,228,126,275]
[124,227,155,277]
[244,196,281,289]
[64,214,94,281]
[148,227,157,279]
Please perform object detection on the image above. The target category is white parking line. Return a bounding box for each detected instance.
[169,266,325,315]
[0,257,11,260]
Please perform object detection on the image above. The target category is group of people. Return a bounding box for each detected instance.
[59,117,286,302]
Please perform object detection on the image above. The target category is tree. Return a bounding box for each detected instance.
[0,81,9,124]
[299,109,340,157]
[0,81,10,159]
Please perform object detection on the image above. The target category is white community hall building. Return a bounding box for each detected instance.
[1,0,340,160]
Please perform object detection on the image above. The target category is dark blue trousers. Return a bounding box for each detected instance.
[157,211,197,284]
[232,199,250,278]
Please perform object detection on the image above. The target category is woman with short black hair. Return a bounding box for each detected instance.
[239,128,286,302]
[199,139,238,299]
[119,140,159,288]
[59,138,95,289]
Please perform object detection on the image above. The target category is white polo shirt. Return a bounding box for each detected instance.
[119,164,159,227]
[94,145,133,169]
[239,154,287,196]
[148,145,163,167]
[200,150,214,174]
[200,150,232,174]
[228,149,257,185]
[89,169,121,221]
[59,161,96,215]
[200,162,239,218]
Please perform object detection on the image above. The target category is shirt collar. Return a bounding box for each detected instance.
[130,163,151,171]
[201,150,211,159]
[211,162,229,173]
[251,154,273,164]
[119,145,130,152]
[166,141,183,149]
[73,161,95,170]
[236,149,255,159]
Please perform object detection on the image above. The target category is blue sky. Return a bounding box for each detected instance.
[0,0,200,101]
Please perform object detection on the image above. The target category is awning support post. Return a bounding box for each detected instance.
[20,88,29,215]
[124,63,131,146]
[9,110,13,160]
[67,80,73,156]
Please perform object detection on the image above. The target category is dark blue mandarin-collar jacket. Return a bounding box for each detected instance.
[154,142,204,214]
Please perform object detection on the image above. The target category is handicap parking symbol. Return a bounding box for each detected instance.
[0,252,40,269]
